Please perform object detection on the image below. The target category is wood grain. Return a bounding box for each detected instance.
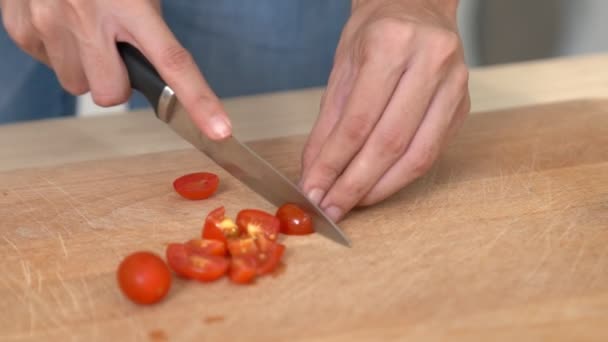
[0,100,607,341]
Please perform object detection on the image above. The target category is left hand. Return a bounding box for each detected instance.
[299,0,470,222]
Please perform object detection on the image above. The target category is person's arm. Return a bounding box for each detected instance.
[0,0,230,139]
[300,0,470,221]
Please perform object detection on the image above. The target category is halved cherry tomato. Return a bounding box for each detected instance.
[166,243,229,282]
[203,207,241,244]
[117,251,171,305]
[236,209,280,241]
[227,237,258,257]
[185,239,226,257]
[276,203,314,235]
[229,256,257,284]
[173,172,219,200]
[256,241,286,275]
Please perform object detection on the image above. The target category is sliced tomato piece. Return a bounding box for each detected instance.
[173,172,219,200]
[256,241,286,276]
[229,256,257,284]
[236,209,280,241]
[276,203,314,235]
[166,243,229,282]
[185,239,226,257]
[227,237,258,257]
[202,206,241,244]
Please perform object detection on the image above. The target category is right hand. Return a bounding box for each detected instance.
[0,0,231,139]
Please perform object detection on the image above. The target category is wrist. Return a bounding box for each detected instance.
[352,0,460,18]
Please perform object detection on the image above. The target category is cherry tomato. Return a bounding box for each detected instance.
[185,239,226,257]
[256,241,286,275]
[117,251,171,305]
[203,206,241,244]
[236,209,280,241]
[227,237,258,257]
[276,203,314,235]
[229,256,257,284]
[166,243,229,282]
[173,172,219,200]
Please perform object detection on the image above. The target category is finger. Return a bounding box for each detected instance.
[318,61,442,221]
[300,59,355,181]
[28,3,87,95]
[300,57,406,205]
[124,7,231,140]
[2,0,49,64]
[78,33,131,106]
[359,66,469,206]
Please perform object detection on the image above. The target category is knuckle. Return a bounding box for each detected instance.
[361,19,413,67]
[29,2,56,32]
[339,176,370,200]
[159,45,194,73]
[377,127,409,157]
[341,114,373,144]
[406,145,438,177]
[426,30,461,67]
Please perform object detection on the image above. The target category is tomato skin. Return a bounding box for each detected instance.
[256,242,286,275]
[236,209,280,241]
[276,203,314,235]
[165,243,229,282]
[173,172,219,200]
[185,239,226,257]
[229,256,257,284]
[203,207,241,244]
[117,251,171,305]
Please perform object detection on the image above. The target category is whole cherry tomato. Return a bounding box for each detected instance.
[117,251,171,305]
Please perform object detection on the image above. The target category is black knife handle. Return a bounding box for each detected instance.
[117,42,167,110]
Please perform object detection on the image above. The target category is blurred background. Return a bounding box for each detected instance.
[22,0,608,117]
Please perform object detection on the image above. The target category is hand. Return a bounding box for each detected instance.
[0,0,231,139]
[300,0,470,221]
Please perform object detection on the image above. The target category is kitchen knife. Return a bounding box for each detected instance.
[117,43,351,247]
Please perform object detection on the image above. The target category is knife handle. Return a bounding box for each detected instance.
[117,42,167,111]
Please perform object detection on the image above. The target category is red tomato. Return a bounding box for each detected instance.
[202,206,241,244]
[229,256,257,284]
[173,172,219,200]
[227,237,258,257]
[166,243,229,282]
[256,241,286,275]
[117,251,171,305]
[185,239,226,257]
[276,203,314,235]
[236,209,280,241]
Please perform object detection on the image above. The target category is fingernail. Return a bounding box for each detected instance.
[307,188,325,206]
[324,206,343,222]
[209,114,231,139]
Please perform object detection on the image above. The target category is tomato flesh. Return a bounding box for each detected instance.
[117,251,171,305]
[236,209,280,241]
[229,256,257,284]
[185,238,226,257]
[276,203,314,235]
[166,243,229,282]
[173,172,219,200]
[203,206,241,244]
[256,241,286,275]
[227,237,259,257]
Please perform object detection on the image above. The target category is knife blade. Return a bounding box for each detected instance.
[117,43,351,247]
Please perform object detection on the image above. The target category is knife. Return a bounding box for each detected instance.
[117,43,351,247]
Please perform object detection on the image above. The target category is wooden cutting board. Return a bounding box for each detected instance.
[0,100,607,341]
